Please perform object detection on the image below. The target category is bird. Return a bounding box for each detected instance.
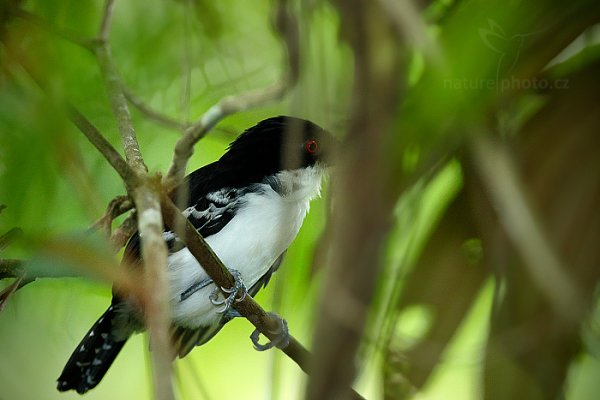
[57,116,335,394]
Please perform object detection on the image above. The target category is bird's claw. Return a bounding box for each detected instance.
[209,269,247,314]
[250,312,290,351]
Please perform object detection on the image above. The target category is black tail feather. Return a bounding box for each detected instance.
[57,306,128,394]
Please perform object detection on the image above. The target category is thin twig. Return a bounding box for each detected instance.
[0,259,24,279]
[0,228,23,252]
[94,44,148,175]
[88,195,133,240]
[123,87,190,131]
[0,276,24,312]
[164,80,289,187]
[98,0,116,42]
[93,0,146,177]
[109,212,137,252]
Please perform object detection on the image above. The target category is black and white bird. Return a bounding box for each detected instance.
[57,116,334,394]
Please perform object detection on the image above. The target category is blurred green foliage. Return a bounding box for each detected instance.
[1,0,600,399]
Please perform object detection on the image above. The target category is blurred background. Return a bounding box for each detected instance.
[1,0,599,399]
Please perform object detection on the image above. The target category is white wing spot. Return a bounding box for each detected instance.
[76,361,91,367]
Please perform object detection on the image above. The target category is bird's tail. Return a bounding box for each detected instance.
[57,306,127,394]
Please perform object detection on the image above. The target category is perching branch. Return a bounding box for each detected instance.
[160,196,366,400]
[159,198,305,359]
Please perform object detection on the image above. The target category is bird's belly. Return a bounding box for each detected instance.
[167,192,308,328]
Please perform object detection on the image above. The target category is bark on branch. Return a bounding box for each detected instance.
[68,107,140,188]
[0,259,24,279]
[160,196,366,400]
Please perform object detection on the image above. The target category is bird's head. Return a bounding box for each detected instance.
[219,116,336,179]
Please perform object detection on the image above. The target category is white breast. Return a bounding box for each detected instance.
[168,166,323,328]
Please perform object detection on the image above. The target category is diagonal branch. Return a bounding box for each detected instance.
[98,0,116,42]
[94,42,148,175]
[68,106,140,188]
[88,195,133,234]
[123,87,190,131]
[109,212,138,252]
[0,227,23,252]
[0,259,24,279]
[160,196,365,400]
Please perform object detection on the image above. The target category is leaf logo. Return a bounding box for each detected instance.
[479,19,537,84]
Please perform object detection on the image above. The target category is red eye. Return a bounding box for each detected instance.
[305,139,319,154]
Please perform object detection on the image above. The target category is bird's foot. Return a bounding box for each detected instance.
[250,312,289,351]
[180,277,214,302]
[209,269,247,314]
